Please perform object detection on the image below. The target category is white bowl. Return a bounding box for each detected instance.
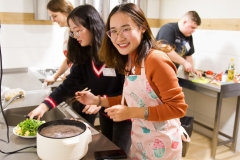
[205,74,214,78]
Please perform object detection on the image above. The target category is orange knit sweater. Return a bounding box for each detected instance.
[108,50,188,121]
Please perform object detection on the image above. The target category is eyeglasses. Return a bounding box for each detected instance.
[106,26,136,40]
[69,28,84,38]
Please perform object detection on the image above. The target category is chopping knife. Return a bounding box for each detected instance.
[10,114,38,119]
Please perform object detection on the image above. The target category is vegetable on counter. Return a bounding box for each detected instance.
[15,119,45,136]
[206,70,214,75]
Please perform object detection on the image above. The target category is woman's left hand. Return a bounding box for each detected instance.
[82,105,101,114]
[193,69,202,77]
[105,105,130,121]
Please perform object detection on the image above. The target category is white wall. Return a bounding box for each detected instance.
[152,0,240,73]
[0,0,69,69]
[0,0,84,69]
[0,0,157,69]
[155,0,240,152]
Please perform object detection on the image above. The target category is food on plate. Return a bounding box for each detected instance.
[15,119,45,136]
[204,70,215,78]
[40,124,84,138]
[206,70,214,75]
[233,73,240,83]
[214,72,223,81]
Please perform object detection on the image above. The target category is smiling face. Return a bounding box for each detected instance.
[68,18,93,47]
[109,12,145,56]
[48,10,68,27]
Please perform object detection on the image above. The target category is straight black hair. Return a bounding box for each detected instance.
[67,4,105,65]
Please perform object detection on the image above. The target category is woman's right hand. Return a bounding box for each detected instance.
[28,103,49,120]
[182,61,193,73]
[75,91,99,106]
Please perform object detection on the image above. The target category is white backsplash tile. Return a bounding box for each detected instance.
[1,24,66,68]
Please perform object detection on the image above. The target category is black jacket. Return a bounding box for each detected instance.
[43,60,124,114]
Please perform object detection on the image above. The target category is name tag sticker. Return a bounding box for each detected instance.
[185,42,191,51]
[103,68,116,77]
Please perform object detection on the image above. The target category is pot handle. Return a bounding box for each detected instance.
[62,137,79,146]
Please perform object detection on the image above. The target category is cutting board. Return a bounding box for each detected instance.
[192,78,211,84]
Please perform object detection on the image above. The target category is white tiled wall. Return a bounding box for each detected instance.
[193,30,240,73]
[1,24,66,68]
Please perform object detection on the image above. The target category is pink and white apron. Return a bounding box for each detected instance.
[122,60,189,160]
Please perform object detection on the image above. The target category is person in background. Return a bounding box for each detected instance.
[75,3,188,159]
[45,0,74,85]
[156,11,202,77]
[29,4,132,154]
[45,0,87,128]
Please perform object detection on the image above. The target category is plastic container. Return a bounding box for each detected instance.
[227,58,235,82]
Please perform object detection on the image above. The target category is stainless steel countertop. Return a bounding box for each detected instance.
[177,70,240,98]
[2,67,61,91]
[0,68,130,160]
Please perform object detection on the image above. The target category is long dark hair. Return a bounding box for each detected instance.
[99,3,159,74]
[66,4,105,65]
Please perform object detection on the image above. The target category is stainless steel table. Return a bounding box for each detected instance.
[177,70,240,159]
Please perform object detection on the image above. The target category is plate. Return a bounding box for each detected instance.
[205,74,214,78]
[13,127,36,138]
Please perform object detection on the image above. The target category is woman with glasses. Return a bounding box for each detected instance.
[28,4,132,154]
[46,0,96,127]
[45,0,74,85]
[75,3,189,159]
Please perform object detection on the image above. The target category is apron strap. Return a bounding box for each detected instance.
[180,126,191,142]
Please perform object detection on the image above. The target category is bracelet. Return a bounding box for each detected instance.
[97,95,101,107]
[144,107,149,120]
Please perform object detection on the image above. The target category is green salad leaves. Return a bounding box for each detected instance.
[15,119,45,136]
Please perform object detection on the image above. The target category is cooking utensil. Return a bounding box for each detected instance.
[60,87,91,106]
[37,119,92,160]
[208,73,218,83]
[10,114,38,119]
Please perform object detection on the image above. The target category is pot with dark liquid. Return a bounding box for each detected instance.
[37,119,92,160]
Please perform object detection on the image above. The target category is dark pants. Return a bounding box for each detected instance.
[99,112,132,154]
[71,101,97,126]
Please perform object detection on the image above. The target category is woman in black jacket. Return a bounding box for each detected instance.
[28,4,131,154]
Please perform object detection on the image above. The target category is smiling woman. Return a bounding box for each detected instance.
[44,0,74,86]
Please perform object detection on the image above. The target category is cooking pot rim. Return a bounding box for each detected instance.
[37,119,87,139]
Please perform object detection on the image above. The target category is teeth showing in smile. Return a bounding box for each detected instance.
[119,43,128,47]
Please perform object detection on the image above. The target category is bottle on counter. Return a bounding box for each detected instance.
[227,58,235,82]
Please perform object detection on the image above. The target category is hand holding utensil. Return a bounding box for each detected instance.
[75,88,98,105]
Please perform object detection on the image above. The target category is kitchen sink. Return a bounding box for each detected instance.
[3,106,66,126]
[37,68,58,77]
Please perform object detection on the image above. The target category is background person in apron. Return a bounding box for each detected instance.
[75,3,189,160]
[45,0,74,85]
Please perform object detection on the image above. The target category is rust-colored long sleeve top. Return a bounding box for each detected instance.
[108,50,188,121]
